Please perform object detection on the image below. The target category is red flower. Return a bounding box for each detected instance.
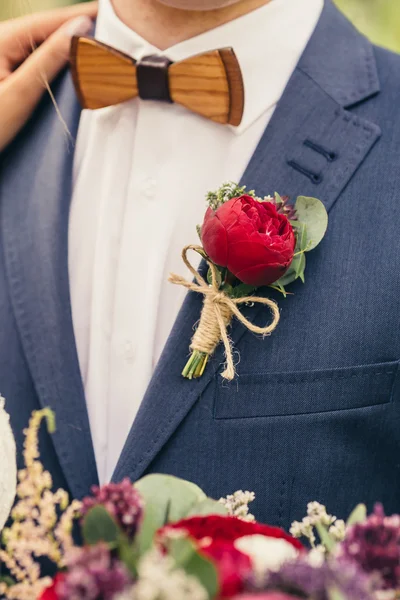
[161,515,303,550]
[205,542,252,597]
[38,574,65,600]
[160,516,303,598]
[201,196,296,287]
[232,594,301,600]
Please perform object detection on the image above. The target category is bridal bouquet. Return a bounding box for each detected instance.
[169,183,328,380]
[1,403,400,600]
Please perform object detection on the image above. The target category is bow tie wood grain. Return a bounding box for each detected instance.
[70,37,245,126]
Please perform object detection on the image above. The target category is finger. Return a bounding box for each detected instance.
[0,15,93,151]
[0,2,97,63]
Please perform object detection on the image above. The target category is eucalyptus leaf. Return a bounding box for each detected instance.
[315,522,336,553]
[118,540,139,577]
[168,537,219,599]
[273,267,297,289]
[294,221,308,253]
[274,252,306,288]
[295,252,306,281]
[82,506,120,548]
[346,504,367,527]
[134,475,206,555]
[187,498,228,517]
[295,196,328,251]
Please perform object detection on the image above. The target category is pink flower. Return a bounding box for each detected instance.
[81,478,143,538]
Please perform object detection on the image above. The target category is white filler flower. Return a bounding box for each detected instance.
[235,534,299,580]
[0,396,17,531]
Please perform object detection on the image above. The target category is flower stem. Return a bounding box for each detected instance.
[182,351,209,379]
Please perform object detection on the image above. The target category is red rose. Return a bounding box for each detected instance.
[205,542,252,597]
[160,515,303,550]
[232,594,300,600]
[159,516,303,598]
[201,196,296,287]
[38,574,65,600]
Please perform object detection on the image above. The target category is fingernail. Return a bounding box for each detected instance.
[63,15,93,37]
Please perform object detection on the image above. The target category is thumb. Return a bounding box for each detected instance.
[8,14,93,105]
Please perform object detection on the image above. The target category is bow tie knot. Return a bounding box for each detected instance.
[70,36,244,126]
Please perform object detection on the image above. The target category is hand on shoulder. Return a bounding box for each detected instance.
[0,1,97,152]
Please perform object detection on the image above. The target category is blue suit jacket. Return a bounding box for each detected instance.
[1,0,399,529]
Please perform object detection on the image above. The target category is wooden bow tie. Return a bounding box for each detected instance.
[70,37,245,126]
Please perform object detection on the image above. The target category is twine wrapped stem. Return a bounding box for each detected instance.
[169,245,281,380]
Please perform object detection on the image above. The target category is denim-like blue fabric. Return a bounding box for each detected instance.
[0,0,399,532]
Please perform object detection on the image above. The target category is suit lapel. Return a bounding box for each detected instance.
[113,0,382,484]
[0,71,98,498]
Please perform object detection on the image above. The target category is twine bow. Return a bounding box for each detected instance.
[169,245,281,380]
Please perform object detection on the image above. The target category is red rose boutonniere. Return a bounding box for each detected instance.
[169,182,328,380]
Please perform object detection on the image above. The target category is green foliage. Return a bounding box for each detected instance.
[206,181,255,211]
[346,504,367,527]
[273,196,327,293]
[134,474,224,556]
[334,0,400,53]
[167,537,219,599]
[187,498,228,517]
[315,522,337,554]
[82,505,120,548]
[294,196,328,252]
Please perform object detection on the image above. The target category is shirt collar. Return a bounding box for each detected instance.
[96,0,323,134]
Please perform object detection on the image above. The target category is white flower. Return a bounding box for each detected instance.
[307,545,326,567]
[115,550,208,600]
[306,502,336,527]
[329,519,346,541]
[0,397,17,532]
[219,490,256,522]
[234,534,299,580]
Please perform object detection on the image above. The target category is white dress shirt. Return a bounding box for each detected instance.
[68,0,323,484]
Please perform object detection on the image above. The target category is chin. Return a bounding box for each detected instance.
[157,0,240,9]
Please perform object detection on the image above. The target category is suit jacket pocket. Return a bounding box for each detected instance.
[214,361,399,419]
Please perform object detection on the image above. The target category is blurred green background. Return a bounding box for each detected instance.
[1,0,400,54]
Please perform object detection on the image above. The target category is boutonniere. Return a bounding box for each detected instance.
[169,183,328,380]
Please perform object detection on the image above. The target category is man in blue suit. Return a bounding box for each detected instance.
[0,0,399,533]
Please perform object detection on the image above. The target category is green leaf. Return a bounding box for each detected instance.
[187,498,228,517]
[294,252,306,282]
[134,475,206,556]
[274,192,283,205]
[207,266,222,289]
[82,506,120,547]
[315,522,336,553]
[0,576,15,587]
[346,504,367,527]
[118,539,139,578]
[295,196,328,251]
[194,246,208,260]
[230,283,256,298]
[168,537,219,599]
[294,221,308,253]
[274,252,307,288]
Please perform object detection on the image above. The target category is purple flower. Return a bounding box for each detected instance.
[57,543,132,600]
[82,478,144,538]
[338,503,400,589]
[251,557,376,600]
